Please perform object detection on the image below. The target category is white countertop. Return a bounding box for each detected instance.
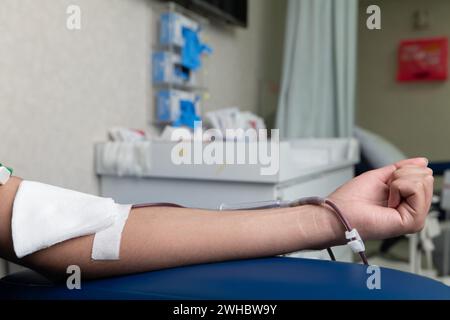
[95,138,359,184]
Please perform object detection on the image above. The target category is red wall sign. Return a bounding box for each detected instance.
[397,37,448,82]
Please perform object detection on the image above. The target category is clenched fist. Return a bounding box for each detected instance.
[328,158,433,241]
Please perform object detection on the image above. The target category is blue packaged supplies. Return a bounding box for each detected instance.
[156,89,201,129]
[152,51,197,86]
[160,12,199,47]
[159,12,212,72]
[173,99,201,129]
[181,27,212,71]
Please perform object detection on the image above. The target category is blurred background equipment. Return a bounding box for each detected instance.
[153,3,211,130]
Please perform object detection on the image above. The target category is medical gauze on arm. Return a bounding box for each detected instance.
[91,203,132,260]
[12,181,131,260]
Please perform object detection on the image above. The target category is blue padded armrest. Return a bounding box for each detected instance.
[1,257,449,300]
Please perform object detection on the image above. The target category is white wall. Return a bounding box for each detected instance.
[357,0,450,161]
[204,0,286,117]
[0,0,285,194]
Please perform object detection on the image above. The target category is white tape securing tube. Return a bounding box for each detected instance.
[92,204,131,260]
[12,181,131,260]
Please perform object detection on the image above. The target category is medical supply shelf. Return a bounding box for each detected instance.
[153,82,208,93]
[151,1,210,127]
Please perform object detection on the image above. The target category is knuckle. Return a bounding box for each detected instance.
[413,181,424,191]
[391,180,401,189]
[393,170,403,180]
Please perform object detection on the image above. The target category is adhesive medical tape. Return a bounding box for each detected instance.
[91,204,132,260]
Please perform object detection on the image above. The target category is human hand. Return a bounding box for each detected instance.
[327,158,433,242]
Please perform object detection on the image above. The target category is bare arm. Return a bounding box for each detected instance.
[0,177,340,279]
[0,158,433,280]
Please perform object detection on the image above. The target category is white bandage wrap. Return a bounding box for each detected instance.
[91,204,131,260]
[12,181,131,260]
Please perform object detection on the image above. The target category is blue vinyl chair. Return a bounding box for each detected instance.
[1,257,449,300]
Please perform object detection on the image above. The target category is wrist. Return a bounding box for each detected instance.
[322,204,348,246]
[296,203,346,250]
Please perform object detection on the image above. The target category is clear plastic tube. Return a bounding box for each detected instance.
[218,200,291,211]
[217,197,369,265]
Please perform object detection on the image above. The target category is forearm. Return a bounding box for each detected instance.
[0,178,342,279]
